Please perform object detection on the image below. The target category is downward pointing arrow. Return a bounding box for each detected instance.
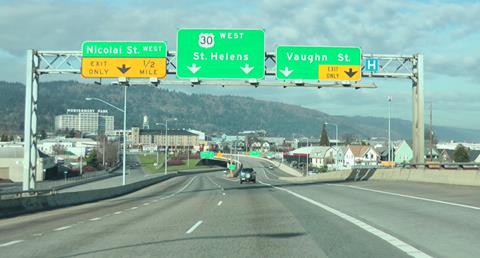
[344,68,358,78]
[280,67,293,77]
[117,64,131,74]
[240,64,254,74]
[187,63,201,74]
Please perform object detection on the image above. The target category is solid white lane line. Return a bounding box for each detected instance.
[114,211,123,215]
[217,201,223,206]
[174,176,198,195]
[89,217,101,221]
[185,220,203,234]
[54,225,73,231]
[329,184,480,211]
[259,181,432,258]
[0,240,24,247]
[219,176,239,182]
[262,168,272,180]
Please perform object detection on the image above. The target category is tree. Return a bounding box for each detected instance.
[39,129,47,140]
[341,133,357,145]
[453,144,469,163]
[320,123,330,146]
[86,149,99,167]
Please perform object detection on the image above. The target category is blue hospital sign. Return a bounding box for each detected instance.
[364,58,379,72]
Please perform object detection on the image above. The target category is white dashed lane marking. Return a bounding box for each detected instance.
[54,225,73,231]
[186,220,203,234]
[89,217,101,221]
[0,240,24,247]
[217,201,223,206]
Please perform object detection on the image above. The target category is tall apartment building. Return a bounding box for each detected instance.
[55,109,114,134]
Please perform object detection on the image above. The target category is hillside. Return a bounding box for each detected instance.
[0,80,478,142]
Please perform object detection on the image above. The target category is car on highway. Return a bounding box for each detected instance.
[239,168,256,184]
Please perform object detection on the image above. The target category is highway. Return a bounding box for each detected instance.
[1,156,479,257]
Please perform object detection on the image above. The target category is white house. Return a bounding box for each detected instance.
[344,145,380,168]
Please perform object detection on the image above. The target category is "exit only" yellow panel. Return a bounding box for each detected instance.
[81,57,167,78]
[318,65,361,81]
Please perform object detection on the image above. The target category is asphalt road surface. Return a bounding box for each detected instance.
[1,156,479,257]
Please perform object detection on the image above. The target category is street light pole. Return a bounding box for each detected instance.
[158,118,177,175]
[122,85,127,185]
[85,88,127,186]
[165,121,168,175]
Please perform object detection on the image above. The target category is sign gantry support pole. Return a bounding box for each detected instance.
[412,54,425,164]
[22,50,425,190]
[23,50,39,190]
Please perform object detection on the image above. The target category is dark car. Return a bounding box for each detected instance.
[240,168,256,184]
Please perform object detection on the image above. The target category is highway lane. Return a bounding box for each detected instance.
[241,157,480,258]
[1,156,479,257]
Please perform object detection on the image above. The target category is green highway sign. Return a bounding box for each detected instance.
[82,41,167,58]
[249,151,261,157]
[200,151,215,159]
[228,164,236,170]
[276,46,361,81]
[81,41,167,78]
[176,29,265,79]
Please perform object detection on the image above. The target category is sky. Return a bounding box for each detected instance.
[0,0,479,129]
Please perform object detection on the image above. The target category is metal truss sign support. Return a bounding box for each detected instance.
[22,50,425,190]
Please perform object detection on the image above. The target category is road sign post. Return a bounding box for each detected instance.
[177,29,265,79]
[81,41,167,78]
[276,46,361,81]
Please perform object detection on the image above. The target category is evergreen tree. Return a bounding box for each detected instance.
[320,123,330,146]
[453,144,469,162]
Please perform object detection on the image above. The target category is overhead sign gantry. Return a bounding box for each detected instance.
[22,28,424,191]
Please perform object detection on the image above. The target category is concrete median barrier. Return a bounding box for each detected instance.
[0,168,221,219]
[279,167,480,187]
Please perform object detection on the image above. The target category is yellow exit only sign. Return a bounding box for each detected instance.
[81,58,166,78]
[318,65,361,81]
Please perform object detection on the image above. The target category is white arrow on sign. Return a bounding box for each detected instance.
[187,63,201,74]
[240,64,254,74]
[280,67,293,77]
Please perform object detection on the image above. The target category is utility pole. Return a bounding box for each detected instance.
[102,136,106,168]
[430,102,433,161]
[388,96,392,163]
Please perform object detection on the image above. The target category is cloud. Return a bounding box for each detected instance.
[0,0,479,129]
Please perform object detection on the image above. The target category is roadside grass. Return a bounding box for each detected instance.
[137,154,208,174]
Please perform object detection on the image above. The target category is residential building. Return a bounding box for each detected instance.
[440,149,480,163]
[55,109,114,134]
[187,129,206,141]
[0,145,55,182]
[394,140,413,164]
[344,145,380,167]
